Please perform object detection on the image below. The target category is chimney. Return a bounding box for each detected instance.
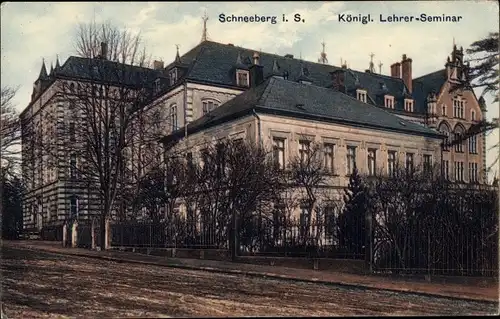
[331,70,346,93]
[153,60,164,70]
[249,63,264,87]
[284,54,294,59]
[401,54,412,93]
[252,52,260,65]
[101,42,108,60]
[390,62,401,78]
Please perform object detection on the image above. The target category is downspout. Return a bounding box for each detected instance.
[252,108,262,145]
[184,81,188,139]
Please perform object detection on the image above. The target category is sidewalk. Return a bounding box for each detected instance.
[4,240,498,303]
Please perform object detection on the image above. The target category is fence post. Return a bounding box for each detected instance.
[365,209,373,274]
[104,217,111,250]
[91,218,97,250]
[62,223,67,247]
[71,220,78,248]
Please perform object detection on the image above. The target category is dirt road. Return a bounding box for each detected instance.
[1,246,497,318]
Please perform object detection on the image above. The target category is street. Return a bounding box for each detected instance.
[1,246,497,318]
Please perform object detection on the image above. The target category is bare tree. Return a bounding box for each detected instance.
[1,86,21,173]
[288,140,328,246]
[29,21,156,248]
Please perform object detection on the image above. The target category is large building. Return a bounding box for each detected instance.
[20,30,488,231]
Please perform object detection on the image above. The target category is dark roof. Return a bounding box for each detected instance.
[163,77,442,143]
[54,56,162,87]
[177,41,424,113]
[412,69,448,113]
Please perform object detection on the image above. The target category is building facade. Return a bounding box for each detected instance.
[21,35,487,231]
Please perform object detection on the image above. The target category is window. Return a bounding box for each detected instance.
[70,195,79,219]
[69,122,75,142]
[69,154,77,179]
[202,99,220,115]
[69,83,75,93]
[384,95,394,109]
[346,146,356,175]
[323,143,335,173]
[299,205,311,235]
[236,70,249,87]
[298,140,311,163]
[404,99,414,112]
[442,160,449,180]
[154,79,161,93]
[469,135,477,154]
[170,104,178,131]
[423,154,432,174]
[454,161,464,182]
[367,149,376,176]
[471,110,476,121]
[442,104,447,117]
[356,90,367,103]
[469,162,478,183]
[273,137,285,169]
[169,68,178,85]
[388,150,397,177]
[454,132,463,152]
[453,99,465,119]
[439,127,450,151]
[405,152,414,174]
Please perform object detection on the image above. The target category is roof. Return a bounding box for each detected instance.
[412,69,448,113]
[53,56,162,87]
[163,77,443,143]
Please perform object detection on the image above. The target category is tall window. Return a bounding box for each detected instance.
[387,150,397,177]
[202,99,220,115]
[423,154,432,174]
[236,70,249,87]
[367,149,376,176]
[299,205,311,236]
[356,90,367,103]
[469,162,478,183]
[469,135,477,154]
[454,132,463,152]
[442,104,447,117]
[405,152,414,174]
[454,161,464,182]
[70,195,79,219]
[323,143,335,173]
[471,110,476,121]
[273,137,285,169]
[346,146,356,175]
[442,160,449,180]
[69,154,77,179]
[170,104,178,131]
[69,122,75,142]
[453,99,465,119]
[298,140,310,163]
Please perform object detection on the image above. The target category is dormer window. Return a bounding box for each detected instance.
[384,95,395,109]
[283,71,289,80]
[154,79,161,94]
[404,99,414,112]
[236,70,249,87]
[202,99,220,115]
[356,89,367,103]
[169,68,178,85]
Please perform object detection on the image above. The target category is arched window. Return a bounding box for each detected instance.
[170,104,178,131]
[202,98,220,115]
[438,122,451,151]
[453,124,465,153]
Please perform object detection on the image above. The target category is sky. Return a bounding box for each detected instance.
[1,1,499,178]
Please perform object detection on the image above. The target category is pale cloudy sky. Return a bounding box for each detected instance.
[1,1,499,176]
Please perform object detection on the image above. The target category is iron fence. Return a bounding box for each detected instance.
[371,189,499,276]
[110,216,229,249]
